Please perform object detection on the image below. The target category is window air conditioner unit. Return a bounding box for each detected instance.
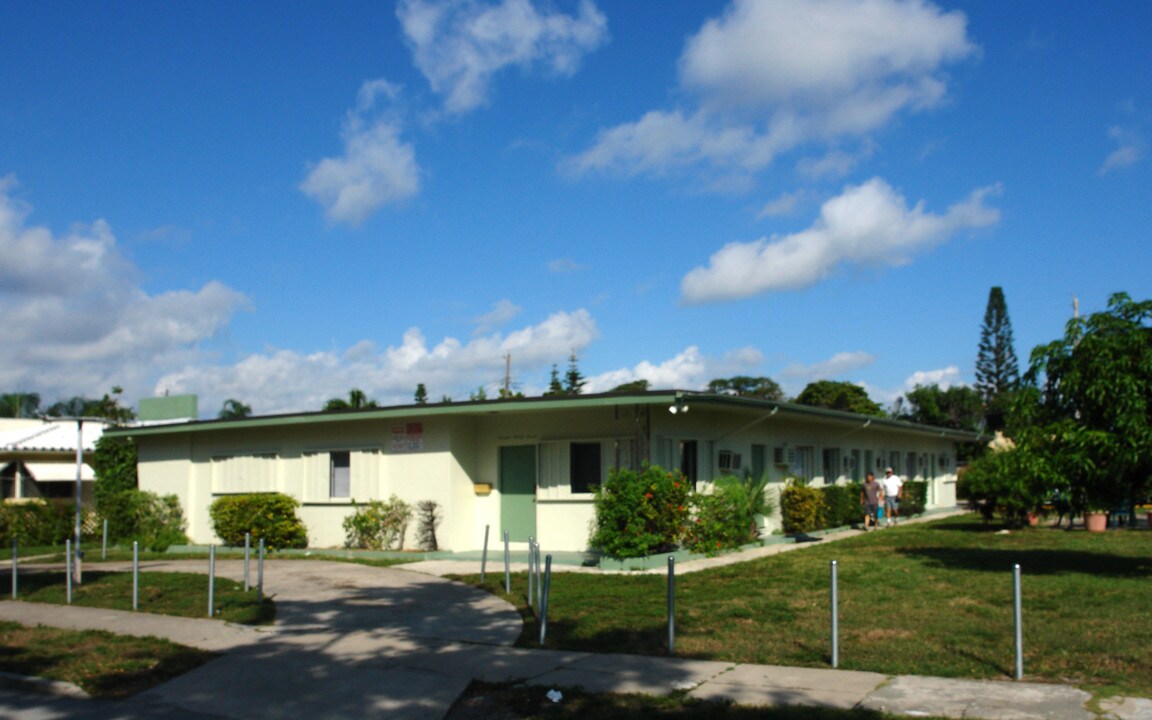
[718,450,742,472]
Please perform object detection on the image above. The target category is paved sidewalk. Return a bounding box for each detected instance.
[1,526,1150,718]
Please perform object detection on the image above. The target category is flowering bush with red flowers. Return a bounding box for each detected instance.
[589,464,691,559]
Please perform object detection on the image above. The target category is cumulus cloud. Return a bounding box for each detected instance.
[902,365,964,390]
[567,0,974,180]
[1099,125,1144,175]
[472,298,523,335]
[300,79,421,226]
[156,309,600,414]
[0,177,250,403]
[397,0,608,114]
[681,177,1000,303]
[584,346,764,393]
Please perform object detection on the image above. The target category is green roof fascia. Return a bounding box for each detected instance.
[105,390,984,444]
[104,392,682,439]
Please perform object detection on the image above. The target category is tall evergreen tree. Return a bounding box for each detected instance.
[414,383,428,404]
[544,364,564,396]
[563,352,586,395]
[975,286,1021,430]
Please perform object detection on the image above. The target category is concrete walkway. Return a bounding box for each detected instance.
[1,525,1150,718]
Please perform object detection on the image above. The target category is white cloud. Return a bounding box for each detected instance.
[547,257,587,273]
[156,309,600,414]
[681,177,1000,303]
[902,365,964,390]
[1099,125,1144,175]
[0,177,250,405]
[397,0,608,114]
[584,345,764,393]
[758,189,809,218]
[300,79,421,226]
[472,298,523,335]
[568,0,974,180]
[779,351,876,386]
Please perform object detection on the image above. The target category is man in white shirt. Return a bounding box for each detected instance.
[882,467,903,526]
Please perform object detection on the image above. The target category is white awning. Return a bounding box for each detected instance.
[20,462,96,483]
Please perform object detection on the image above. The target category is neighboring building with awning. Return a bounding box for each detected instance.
[0,419,104,502]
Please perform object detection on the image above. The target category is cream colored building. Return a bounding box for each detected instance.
[114,392,977,551]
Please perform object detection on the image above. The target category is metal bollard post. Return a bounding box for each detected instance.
[539,554,552,646]
[257,538,265,600]
[11,538,17,599]
[102,519,108,560]
[667,555,676,655]
[1013,563,1023,680]
[208,544,216,617]
[831,560,839,668]
[244,533,251,592]
[480,525,489,583]
[527,536,535,609]
[66,539,72,605]
[503,530,511,594]
[133,541,139,611]
[536,542,543,609]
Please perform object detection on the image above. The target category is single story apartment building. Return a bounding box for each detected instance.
[113,391,979,551]
[1,418,104,503]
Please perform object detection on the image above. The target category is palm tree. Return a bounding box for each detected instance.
[323,388,379,411]
[0,392,41,418]
[218,399,252,420]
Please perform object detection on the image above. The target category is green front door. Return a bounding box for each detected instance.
[500,445,537,541]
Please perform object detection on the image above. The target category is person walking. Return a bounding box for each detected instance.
[882,467,903,526]
[861,471,883,531]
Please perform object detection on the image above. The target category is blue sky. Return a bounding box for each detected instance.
[1,0,1149,417]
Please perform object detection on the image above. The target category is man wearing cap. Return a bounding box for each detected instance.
[882,467,903,526]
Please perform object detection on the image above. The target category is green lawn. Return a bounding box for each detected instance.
[456,514,1152,697]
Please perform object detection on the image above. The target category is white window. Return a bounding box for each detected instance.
[330,451,351,498]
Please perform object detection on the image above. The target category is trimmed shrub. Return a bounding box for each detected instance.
[100,490,188,551]
[901,480,928,517]
[589,464,690,559]
[684,487,749,556]
[342,495,412,550]
[821,482,863,529]
[0,499,74,545]
[780,477,826,534]
[209,493,308,550]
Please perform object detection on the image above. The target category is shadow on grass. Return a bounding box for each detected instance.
[899,546,1152,578]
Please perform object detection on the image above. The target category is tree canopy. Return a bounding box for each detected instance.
[901,384,984,431]
[610,379,650,392]
[218,399,252,419]
[323,388,379,411]
[794,380,883,416]
[707,376,784,401]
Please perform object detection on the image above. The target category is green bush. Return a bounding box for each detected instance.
[684,486,749,556]
[209,493,308,550]
[100,490,188,551]
[901,480,928,516]
[779,477,826,534]
[342,495,412,550]
[0,499,74,545]
[820,482,862,529]
[589,464,690,559]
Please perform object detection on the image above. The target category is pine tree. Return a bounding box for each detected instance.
[563,352,586,395]
[975,286,1020,430]
[414,383,428,404]
[544,364,564,396]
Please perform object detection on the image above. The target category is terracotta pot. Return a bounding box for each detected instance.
[1085,512,1107,533]
[1027,512,1039,527]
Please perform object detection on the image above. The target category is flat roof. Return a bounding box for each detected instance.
[107,391,984,443]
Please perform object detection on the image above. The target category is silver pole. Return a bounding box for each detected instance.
[503,530,511,594]
[831,560,839,668]
[480,525,489,582]
[65,539,72,604]
[535,542,542,609]
[11,538,16,599]
[102,519,108,560]
[132,541,139,611]
[527,536,535,609]
[667,555,676,655]
[257,538,265,600]
[208,544,216,617]
[1013,563,1023,680]
[539,554,552,645]
[244,533,251,592]
[73,419,82,585]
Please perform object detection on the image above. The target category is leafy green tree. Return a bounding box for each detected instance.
[563,352,586,395]
[323,388,379,411]
[610,379,650,392]
[218,399,252,419]
[46,387,135,424]
[901,384,984,431]
[414,384,428,404]
[707,376,784,401]
[1016,292,1152,513]
[469,386,488,401]
[795,380,883,416]
[92,435,139,509]
[975,286,1021,430]
[0,392,40,418]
